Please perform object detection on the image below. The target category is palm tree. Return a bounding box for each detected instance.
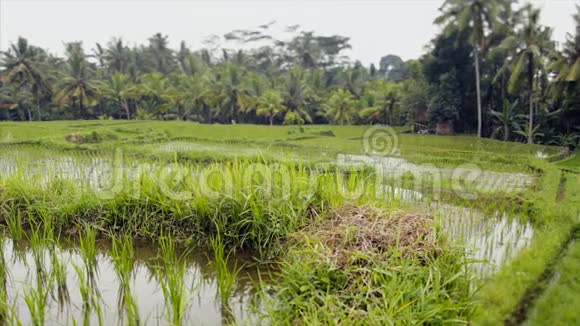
[176,74,210,122]
[137,72,170,119]
[435,0,498,138]
[549,5,580,83]
[54,43,101,117]
[210,64,249,123]
[104,38,130,74]
[100,72,135,119]
[256,90,286,125]
[0,37,51,121]
[0,82,34,121]
[163,85,189,120]
[360,82,401,125]
[514,120,544,144]
[341,64,367,99]
[147,33,174,75]
[502,5,553,144]
[489,99,523,141]
[547,5,580,133]
[282,68,312,124]
[325,89,355,125]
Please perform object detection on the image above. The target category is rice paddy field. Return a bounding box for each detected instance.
[0,120,579,325]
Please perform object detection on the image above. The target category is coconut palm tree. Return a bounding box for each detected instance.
[137,72,170,119]
[547,6,580,133]
[175,74,210,122]
[501,5,553,144]
[256,90,286,125]
[282,68,312,124]
[341,64,367,99]
[54,43,101,118]
[360,82,401,125]
[325,89,355,125]
[100,72,135,119]
[147,33,175,75]
[435,0,499,138]
[549,5,580,83]
[0,37,51,121]
[104,38,130,74]
[210,64,248,123]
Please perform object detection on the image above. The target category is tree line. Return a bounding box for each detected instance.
[0,1,578,148]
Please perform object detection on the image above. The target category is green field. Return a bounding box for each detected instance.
[0,121,578,325]
[556,152,580,171]
[0,120,562,168]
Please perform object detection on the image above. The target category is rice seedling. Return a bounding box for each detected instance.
[210,234,243,311]
[0,237,9,323]
[156,237,191,326]
[110,235,140,326]
[27,226,49,290]
[78,226,99,282]
[23,274,53,326]
[4,210,24,243]
[50,249,70,310]
[72,261,103,326]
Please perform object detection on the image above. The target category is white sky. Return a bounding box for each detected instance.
[0,0,578,66]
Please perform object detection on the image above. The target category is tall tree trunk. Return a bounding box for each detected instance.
[36,98,41,121]
[504,123,509,141]
[528,53,534,144]
[27,108,32,122]
[123,99,131,120]
[474,48,482,138]
[79,96,84,119]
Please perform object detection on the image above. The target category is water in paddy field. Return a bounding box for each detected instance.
[377,185,534,278]
[0,239,269,325]
[0,148,534,279]
[337,154,536,193]
[156,141,262,156]
[432,203,534,279]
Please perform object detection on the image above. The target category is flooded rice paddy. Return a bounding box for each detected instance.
[0,145,537,323]
[0,239,265,325]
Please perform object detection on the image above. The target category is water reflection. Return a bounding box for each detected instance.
[338,154,535,193]
[0,239,268,325]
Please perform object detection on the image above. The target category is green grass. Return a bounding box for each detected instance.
[556,151,580,171]
[266,226,475,324]
[527,233,580,325]
[0,120,562,170]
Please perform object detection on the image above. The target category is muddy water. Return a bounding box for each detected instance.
[0,239,269,325]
